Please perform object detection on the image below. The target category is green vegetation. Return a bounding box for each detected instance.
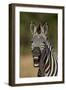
[20,12,58,55]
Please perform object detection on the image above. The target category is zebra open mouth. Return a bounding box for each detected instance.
[33,57,39,67]
[32,47,41,67]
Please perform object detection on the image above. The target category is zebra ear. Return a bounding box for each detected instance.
[30,21,34,34]
[30,21,36,35]
[41,25,44,33]
[43,22,48,35]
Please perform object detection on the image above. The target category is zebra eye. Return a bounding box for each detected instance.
[30,40,33,43]
[43,42,45,44]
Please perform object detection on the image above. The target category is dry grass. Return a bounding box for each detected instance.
[20,54,39,78]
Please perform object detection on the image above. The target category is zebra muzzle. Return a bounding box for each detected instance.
[33,57,39,67]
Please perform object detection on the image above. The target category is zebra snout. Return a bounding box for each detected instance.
[33,57,39,67]
[32,47,41,67]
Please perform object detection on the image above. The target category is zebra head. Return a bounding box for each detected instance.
[30,22,48,67]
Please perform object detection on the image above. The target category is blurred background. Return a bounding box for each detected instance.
[20,12,58,78]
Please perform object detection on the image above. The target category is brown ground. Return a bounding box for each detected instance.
[20,54,39,78]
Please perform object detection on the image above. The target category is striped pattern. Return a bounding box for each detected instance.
[38,47,58,77]
[32,33,46,51]
[31,23,58,77]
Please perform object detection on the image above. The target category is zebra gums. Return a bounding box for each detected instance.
[30,21,58,77]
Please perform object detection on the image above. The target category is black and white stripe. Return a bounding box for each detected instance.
[38,46,58,77]
[30,22,58,77]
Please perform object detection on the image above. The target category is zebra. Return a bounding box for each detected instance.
[30,21,58,76]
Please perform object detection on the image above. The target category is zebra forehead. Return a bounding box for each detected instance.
[32,36,46,45]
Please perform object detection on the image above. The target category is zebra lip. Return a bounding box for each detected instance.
[34,64,39,67]
[33,57,38,59]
